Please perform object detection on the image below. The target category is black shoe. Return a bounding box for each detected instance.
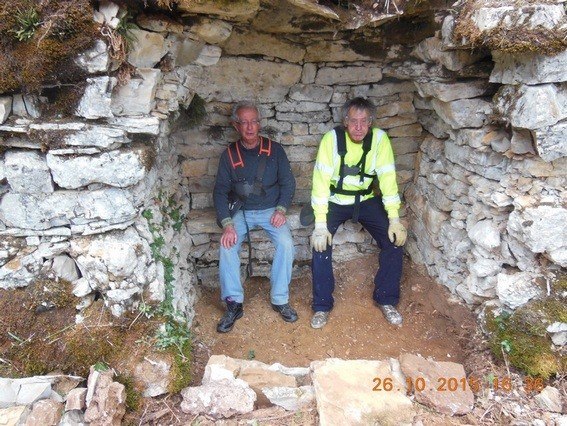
[271,303,298,323]
[216,300,243,333]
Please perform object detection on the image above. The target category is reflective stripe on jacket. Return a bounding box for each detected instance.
[311,127,401,223]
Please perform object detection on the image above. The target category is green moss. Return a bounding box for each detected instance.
[0,0,96,93]
[168,339,192,394]
[486,299,566,379]
[115,373,141,411]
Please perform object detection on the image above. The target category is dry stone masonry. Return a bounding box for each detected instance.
[0,0,565,334]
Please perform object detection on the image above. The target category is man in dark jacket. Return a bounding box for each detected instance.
[213,101,297,333]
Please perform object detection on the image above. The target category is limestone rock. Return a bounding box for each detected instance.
[0,96,12,124]
[4,151,54,194]
[76,77,116,119]
[134,356,172,397]
[126,29,166,68]
[399,354,474,415]
[470,4,565,32]
[46,149,147,189]
[63,126,129,149]
[531,122,567,162]
[12,94,41,119]
[136,14,184,34]
[0,406,28,425]
[496,272,542,309]
[0,189,137,232]
[58,410,87,426]
[311,358,415,426]
[289,84,333,103]
[445,141,509,181]
[315,65,383,85]
[534,386,563,413]
[262,386,315,411]
[84,367,126,426]
[414,80,493,102]
[50,255,80,282]
[176,0,260,21]
[511,128,536,155]
[468,220,501,251]
[106,117,160,135]
[411,37,487,71]
[24,399,62,426]
[190,18,233,44]
[95,1,119,28]
[167,35,203,67]
[431,98,492,129]
[180,378,256,419]
[195,45,222,66]
[191,57,301,103]
[75,39,109,74]
[305,40,374,62]
[494,84,567,130]
[547,322,567,346]
[224,29,305,63]
[65,388,87,411]
[491,50,567,84]
[111,69,161,116]
[507,206,567,267]
[238,366,297,407]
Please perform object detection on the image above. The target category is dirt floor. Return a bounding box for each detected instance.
[191,255,477,367]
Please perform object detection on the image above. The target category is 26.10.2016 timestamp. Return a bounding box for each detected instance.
[372,376,544,393]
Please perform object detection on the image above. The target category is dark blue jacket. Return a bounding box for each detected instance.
[213,138,295,226]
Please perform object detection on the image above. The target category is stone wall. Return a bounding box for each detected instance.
[0,0,565,324]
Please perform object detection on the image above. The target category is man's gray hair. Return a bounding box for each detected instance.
[341,97,376,124]
[231,101,261,122]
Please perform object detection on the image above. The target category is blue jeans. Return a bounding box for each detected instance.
[311,196,403,312]
[219,207,295,305]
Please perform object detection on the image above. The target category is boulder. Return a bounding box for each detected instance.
[496,272,543,309]
[311,358,415,426]
[180,378,256,419]
[399,354,474,415]
[507,206,567,267]
[494,84,567,130]
[126,29,166,68]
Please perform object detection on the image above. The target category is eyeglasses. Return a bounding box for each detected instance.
[236,119,260,126]
[346,117,371,127]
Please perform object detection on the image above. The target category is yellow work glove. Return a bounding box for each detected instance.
[311,222,332,252]
[388,218,407,247]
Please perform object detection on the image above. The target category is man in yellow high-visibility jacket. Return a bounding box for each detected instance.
[310,97,407,329]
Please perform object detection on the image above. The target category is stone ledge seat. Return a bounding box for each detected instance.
[185,204,306,234]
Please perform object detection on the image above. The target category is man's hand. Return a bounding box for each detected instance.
[388,218,407,246]
[220,225,238,249]
[270,210,287,228]
[311,222,332,252]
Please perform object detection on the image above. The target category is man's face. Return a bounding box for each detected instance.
[344,107,371,143]
[233,107,260,145]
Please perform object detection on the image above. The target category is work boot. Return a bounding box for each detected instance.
[378,304,402,326]
[310,311,329,329]
[216,299,243,333]
[271,303,298,322]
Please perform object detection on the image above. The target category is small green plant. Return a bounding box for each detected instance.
[94,361,110,372]
[247,349,256,360]
[500,339,512,353]
[11,7,41,41]
[115,9,138,49]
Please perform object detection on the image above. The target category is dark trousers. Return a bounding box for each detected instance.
[311,196,403,312]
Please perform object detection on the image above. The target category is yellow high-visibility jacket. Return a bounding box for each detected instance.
[311,127,401,223]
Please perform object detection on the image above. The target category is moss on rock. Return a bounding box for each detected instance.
[486,297,566,379]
